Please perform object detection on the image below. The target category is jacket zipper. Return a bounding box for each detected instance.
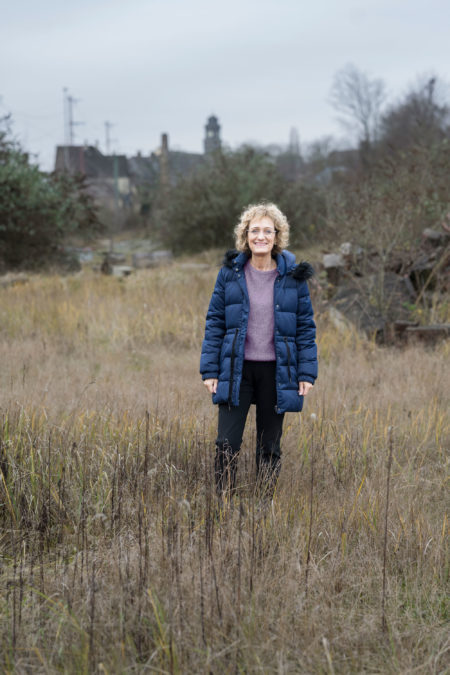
[284,336,292,383]
[274,274,281,413]
[228,328,239,408]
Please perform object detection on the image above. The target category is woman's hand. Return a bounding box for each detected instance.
[298,381,313,396]
[204,378,218,394]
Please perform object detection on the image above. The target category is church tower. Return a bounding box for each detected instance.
[204,115,221,154]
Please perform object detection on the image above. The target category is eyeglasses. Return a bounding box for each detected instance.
[248,228,277,237]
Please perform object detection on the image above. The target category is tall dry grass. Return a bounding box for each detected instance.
[0,264,448,673]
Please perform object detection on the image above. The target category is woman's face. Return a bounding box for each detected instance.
[247,216,277,257]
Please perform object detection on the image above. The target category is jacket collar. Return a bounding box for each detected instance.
[223,249,296,276]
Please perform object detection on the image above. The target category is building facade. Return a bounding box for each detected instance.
[54,116,222,212]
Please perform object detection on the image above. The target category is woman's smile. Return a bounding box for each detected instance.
[248,216,276,258]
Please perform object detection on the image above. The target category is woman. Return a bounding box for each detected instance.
[200,202,318,499]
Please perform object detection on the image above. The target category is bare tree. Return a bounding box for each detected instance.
[305,135,335,164]
[380,76,450,152]
[330,64,386,156]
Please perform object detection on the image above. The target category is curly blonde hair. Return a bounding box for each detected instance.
[234,202,290,256]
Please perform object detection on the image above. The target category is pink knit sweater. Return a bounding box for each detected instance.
[244,261,278,361]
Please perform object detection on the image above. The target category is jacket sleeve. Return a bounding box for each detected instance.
[296,280,318,384]
[200,268,226,380]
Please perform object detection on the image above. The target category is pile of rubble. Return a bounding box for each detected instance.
[320,227,450,345]
[100,249,173,277]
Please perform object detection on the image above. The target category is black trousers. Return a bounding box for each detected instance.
[215,360,285,497]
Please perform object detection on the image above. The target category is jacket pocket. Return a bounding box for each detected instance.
[284,336,292,383]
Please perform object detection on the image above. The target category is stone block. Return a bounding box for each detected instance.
[323,253,344,286]
[132,250,173,269]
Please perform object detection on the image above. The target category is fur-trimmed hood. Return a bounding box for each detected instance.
[222,249,314,282]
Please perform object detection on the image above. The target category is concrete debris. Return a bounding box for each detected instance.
[404,324,450,344]
[339,241,364,261]
[64,246,94,263]
[108,253,127,264]
[321,227,450,344]
[100,252,133,277]
[323,253,344,286]
[112,266,133,277]
[0,273,29,289]
[179,263,210,270]
[99,248,173,272]
[100,253,113,275]
[323,253,344,268]
[327,306,356,334]
[422,228,450,248]
[132,250,173,269]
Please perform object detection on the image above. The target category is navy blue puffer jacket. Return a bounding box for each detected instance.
[200,249,318,413]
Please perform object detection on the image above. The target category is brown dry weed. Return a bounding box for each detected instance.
[0,264,448,673]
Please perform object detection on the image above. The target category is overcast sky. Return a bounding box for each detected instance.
[1,0,449,170]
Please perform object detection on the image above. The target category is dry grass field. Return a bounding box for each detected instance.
[0,261,448,673]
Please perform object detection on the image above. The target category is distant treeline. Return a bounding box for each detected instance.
[155,71,449,254]
[1,69,449,270]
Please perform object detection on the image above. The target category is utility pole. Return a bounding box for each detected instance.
[113,153,119,211]
[104,120,119,209]
[62,89,85,173]
[104,121,114,155]
[110,127,119,256]
[63,87,69,170]
[63,89,84,145]
[63,87,69,144]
